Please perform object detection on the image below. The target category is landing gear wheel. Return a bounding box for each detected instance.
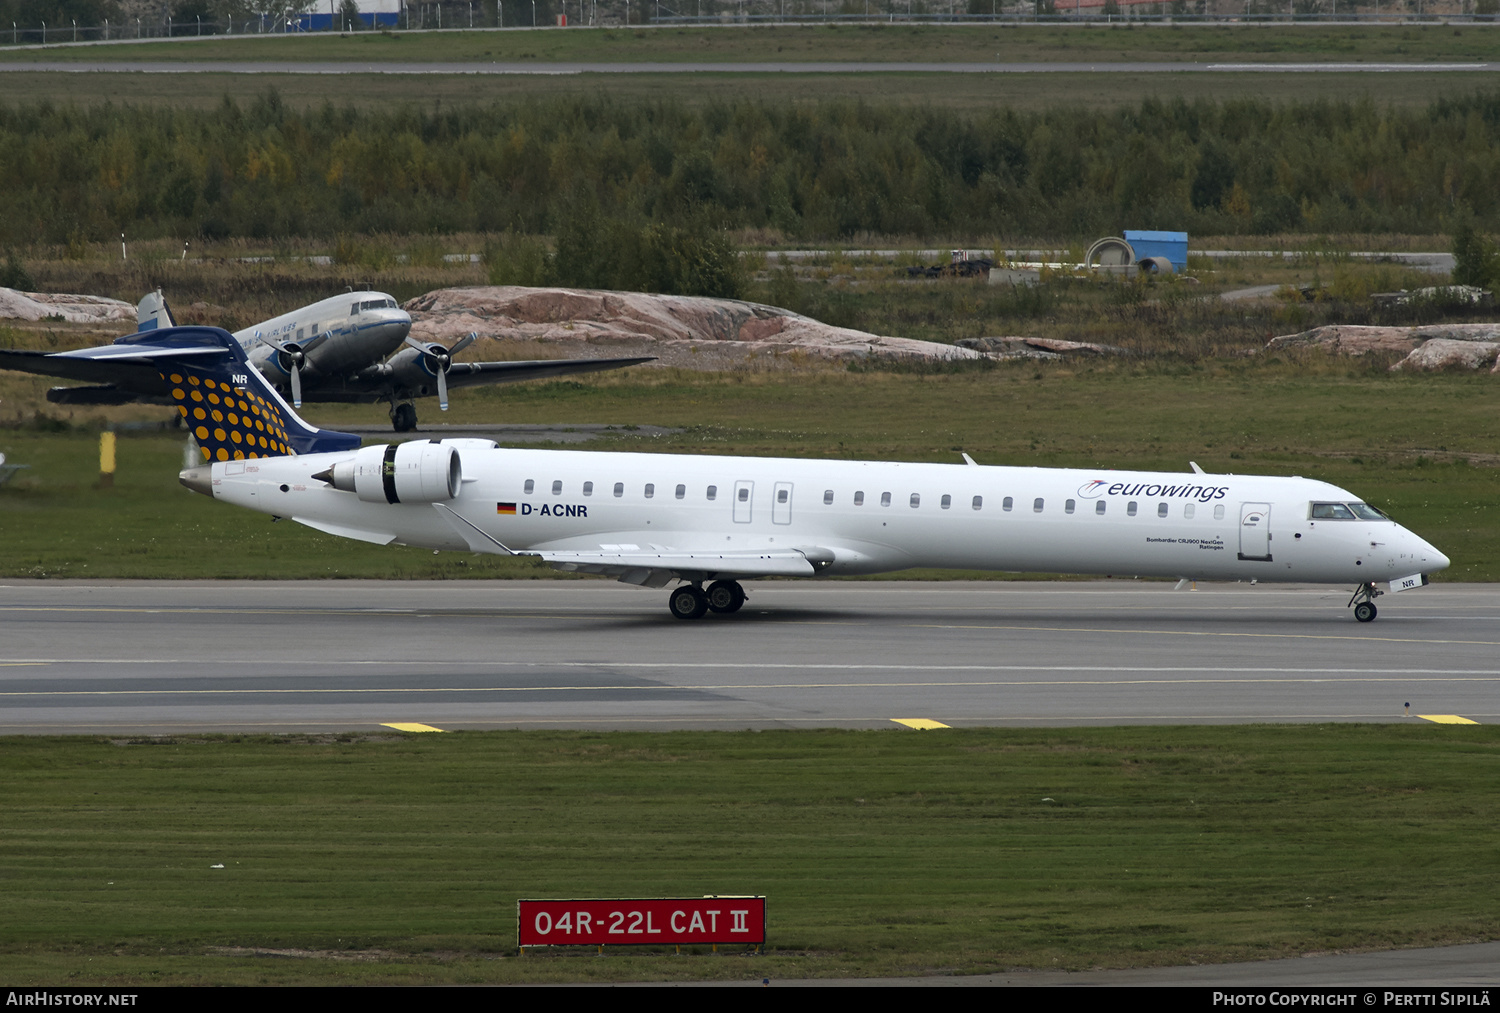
[668,585,709,620]
[705,580,747,614]
[392,403,417,433]
[1347,581,1383,623]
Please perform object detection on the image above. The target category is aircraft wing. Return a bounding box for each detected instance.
[437,356,657,391]
[430,506,821,586]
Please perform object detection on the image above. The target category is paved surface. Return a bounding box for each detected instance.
[337,423,681,443]
[3,60,1496,74]
[2,579,1493,734]
[627,940,1500,985]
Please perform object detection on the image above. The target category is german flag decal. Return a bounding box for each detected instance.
[497,502,517,515]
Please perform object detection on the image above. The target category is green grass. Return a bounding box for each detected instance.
[0,726,1496,983]
[6,23,1499,64]
[2,364,1497,580]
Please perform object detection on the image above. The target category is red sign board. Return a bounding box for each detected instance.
[517,897,766,947]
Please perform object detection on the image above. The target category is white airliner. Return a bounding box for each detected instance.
[156,324,1448,623]
[6,291,651,431]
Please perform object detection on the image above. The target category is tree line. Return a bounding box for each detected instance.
[4,89,1499,252]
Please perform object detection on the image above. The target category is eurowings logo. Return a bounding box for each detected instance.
[1081,479,1231,503]
[1078,479,1109,498]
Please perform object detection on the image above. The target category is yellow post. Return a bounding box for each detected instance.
[99,431,116,488]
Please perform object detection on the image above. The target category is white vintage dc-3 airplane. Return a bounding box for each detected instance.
[1,290,651,431]
[143,325,1446,622]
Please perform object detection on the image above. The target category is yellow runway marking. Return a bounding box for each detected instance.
[892,718,950,730]
[1417,714,1480,725]
[381,722,445,733]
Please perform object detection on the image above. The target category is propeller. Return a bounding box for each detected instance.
[403,332,476,411]
[265,331,330,408]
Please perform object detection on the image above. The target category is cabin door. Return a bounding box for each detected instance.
[733,480,754,524]
[772,482,793,525]
[1238,502,1273,561]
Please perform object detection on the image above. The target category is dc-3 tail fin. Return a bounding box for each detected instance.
[136,289,176,332]
[124,326,361,462]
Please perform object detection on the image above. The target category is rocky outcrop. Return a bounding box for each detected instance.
[957,336,1130,359]
[0,288,135,324]
[1268,323,1500,372]
[1389,338,1500,372]
[403,287,991,368]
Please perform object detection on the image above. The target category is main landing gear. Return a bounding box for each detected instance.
[1348,581,1383,623]
[668,580,748,620]
[390,402,418,433]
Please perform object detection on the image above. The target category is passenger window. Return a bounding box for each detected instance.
[1065,499,1075,514]
[854,491,865,506]
[583,481,593,496]
[552,480,562,495]
[707,485,717,501]
[1033,498,1044,513]
[738,487,749,502]
[1002,496,1013,512]
[1157,502,1168,518]
[778,489,789,504]
[645,483,655,499]
[910,493,920,508]
[1184,503,1195,519]
[613,482,624,498]
[881,492,892,507]
[675,484,685,499]
[524,479,535,494]
[1127,501,1138,517]
[972,495,982,510]
[940,494,951,510]
[1214,504,1225,520]
[1095,500,1106,515]
[824,490,834,505]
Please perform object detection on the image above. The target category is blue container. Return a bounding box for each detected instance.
[1124,230,1188,272]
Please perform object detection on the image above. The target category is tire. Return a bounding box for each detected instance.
[392,404,417,432]
[1353,602,1377,623]
[706,580,746,614]
[668,585,709,620]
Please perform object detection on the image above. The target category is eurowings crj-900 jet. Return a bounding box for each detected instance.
[144,325,1447,622]
[2,290,652,431]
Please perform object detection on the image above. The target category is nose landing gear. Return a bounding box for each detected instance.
[1348,582,1383,623]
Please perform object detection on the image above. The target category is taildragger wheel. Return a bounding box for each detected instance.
[705,579,747,614]
[668,584,709,621]
[1348,581,1382,623]
[391,403,417,432]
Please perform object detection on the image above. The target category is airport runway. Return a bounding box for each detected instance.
[1,579,1494,734]
[3,60,1497,74]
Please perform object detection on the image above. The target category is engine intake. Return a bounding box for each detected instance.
[325,442,461,504]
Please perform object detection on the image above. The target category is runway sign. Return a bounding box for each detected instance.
[518,897,766,947]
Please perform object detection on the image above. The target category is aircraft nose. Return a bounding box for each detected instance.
[1405,529,1449,573]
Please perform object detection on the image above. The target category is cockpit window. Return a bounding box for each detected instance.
[1348,502,1388,520]
[1311,503,1356,520]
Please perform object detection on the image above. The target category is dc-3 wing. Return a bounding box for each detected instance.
[0,338,225,404]
[438,357,657,390]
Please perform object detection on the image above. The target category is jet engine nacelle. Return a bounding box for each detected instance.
[327,442,461,504]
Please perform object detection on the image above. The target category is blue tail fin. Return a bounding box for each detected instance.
[122,326,361,462]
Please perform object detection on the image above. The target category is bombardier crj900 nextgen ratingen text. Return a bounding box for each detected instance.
[159,325,1448,622]
[0,291,651,431]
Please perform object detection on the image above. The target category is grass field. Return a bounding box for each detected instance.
[5,23,1499,64]
[1,726,1495,984]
